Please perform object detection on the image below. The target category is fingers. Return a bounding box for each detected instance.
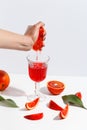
[35,21,46,40]
[25,21,46,36]
[24,21,46,50]
[32,21,46,41]
[34,21,45,29]
[24,25,32,35]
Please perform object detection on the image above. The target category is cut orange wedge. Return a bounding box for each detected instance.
[75,92,82,99]
[47,80,65,95]
[24,112,43,120]
[25,97,40,110]
[48,100,63,111]
[59,104,69,119]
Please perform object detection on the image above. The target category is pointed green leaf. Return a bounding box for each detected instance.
[0,95,5,101]
[0,95,19,108]
[6,99,18,107]
[62,94,87,109]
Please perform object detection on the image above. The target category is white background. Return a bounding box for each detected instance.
[0,0,87,76]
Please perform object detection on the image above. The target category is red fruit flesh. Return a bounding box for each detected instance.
[24,113,43,120]
[33,27,45,51]
[48,100,63,111]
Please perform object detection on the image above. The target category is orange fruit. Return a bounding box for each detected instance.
[0,70,10,91]
[47,80,65,95]
[59,104,69,119]
[25,97,40,110]
[24,112,43,120]
[48,100,63,111]
[33,27,45,51]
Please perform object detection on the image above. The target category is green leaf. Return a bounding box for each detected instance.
[0,95,19,108]
[0,95,5,101]
[62,94,87,109]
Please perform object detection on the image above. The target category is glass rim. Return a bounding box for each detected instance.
[26,53,50,63]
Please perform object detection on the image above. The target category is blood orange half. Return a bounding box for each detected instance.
[47,80,65,95]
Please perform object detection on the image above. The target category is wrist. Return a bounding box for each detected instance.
[18,35,34,51]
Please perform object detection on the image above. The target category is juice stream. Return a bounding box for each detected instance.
[35,51,42,95]
[36,51,42,61]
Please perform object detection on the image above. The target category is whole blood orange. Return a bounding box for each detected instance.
[47,80,65,95]
[25,97,40,110]
[0,70,10,91]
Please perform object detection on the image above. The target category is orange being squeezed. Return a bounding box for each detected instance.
[33,27,45,51]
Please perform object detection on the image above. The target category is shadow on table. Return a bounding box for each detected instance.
[40,86,52,96]
[53,116,60,120]
[0,86,26,97]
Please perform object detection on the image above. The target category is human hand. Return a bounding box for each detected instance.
[25,21,46,46]
[0,21,46,51]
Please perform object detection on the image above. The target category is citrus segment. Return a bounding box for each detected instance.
[59,104,69,119]
[75,92,82,99]
[25,97,40,110]
[47,80,65,95]
[24,112,43,120]
[0,70,10,91]
[48,100,63,111]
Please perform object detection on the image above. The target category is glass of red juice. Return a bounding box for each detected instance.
[27,52,50,100]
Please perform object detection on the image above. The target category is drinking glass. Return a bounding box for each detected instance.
[26,53,50,100]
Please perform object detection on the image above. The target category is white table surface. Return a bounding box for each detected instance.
[0,74,87,130]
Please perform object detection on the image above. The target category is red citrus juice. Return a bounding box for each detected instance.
[28,62,47,82]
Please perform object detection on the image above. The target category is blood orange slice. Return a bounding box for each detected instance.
[59,104,69,119]
[48,100,63,111]
[47,80,65,95]
[25,97,40,110]
[24,113,43,120]
[75,92,82,99]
